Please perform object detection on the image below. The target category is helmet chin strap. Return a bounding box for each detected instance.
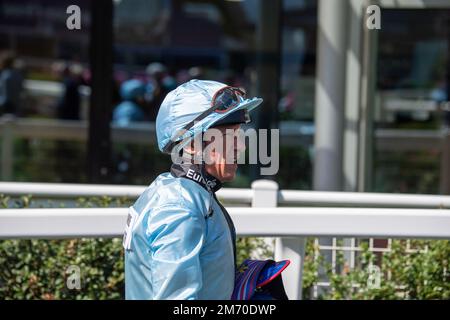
[178,132,216,219]
[198,136,215,219]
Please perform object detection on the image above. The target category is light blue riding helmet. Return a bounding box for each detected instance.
[156,79,263,153]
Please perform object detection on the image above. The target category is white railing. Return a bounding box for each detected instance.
[0,181,253,204]
[1,207,449,239]
[1,180,450,300]
[3,180,450,208]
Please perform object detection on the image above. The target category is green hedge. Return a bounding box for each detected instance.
[301,239,450,299]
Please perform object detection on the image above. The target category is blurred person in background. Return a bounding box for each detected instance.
[52,62,84,182]
[430,78,449,128]
[0,51,24,116]
[113,79,147,126]
[145,62,177,120]
[111,79,148,184]
[55,62,84,120]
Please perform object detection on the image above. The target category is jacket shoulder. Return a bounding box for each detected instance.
[133,173,209,215]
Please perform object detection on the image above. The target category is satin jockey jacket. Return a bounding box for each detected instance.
[123,162,237,300]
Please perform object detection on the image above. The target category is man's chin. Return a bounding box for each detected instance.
[222,176,234,182]
[221,165,238,182]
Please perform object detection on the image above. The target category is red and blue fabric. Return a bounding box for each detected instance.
[231,259,290,300]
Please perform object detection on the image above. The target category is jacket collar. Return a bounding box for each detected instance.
[170,162,222,193]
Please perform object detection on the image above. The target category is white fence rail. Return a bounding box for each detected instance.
[0,181,253,204]
[2,181,450,208]
[1,180,450,299]
[1,207,449,239]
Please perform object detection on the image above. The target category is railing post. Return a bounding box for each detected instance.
[251,179,306,300]
[251,179,278,259]
[1,115,14,181]
[274,237,306,300]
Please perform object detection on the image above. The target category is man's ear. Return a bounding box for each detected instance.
[183,139,205,164]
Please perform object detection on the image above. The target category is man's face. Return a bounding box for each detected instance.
[203,124,245,182]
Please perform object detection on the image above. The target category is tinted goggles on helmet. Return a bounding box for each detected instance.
[211,86,246,113]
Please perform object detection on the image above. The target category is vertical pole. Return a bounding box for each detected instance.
[342,0,365,269]
[314,0,349,295]
[443,17,450,194]
[313,0,348,191]
[343,0,364,192]
[1,115,14,181]
[358,1,378,193]
[88,0,113,183]
[253,0,282,180]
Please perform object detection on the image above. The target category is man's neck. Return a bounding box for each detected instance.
[170,161,222,192]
